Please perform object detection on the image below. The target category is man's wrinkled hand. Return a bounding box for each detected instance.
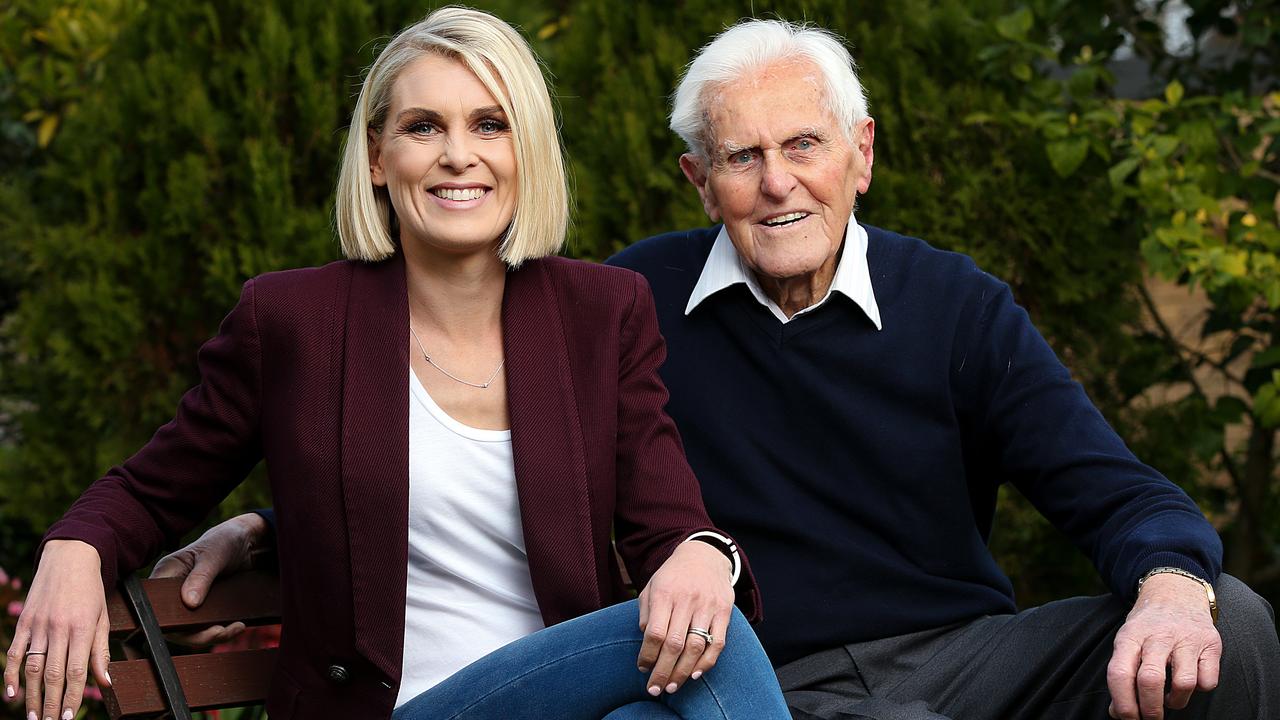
[149,512,269,646]
[1106,572,1221,720]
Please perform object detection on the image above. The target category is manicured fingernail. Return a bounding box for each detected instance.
[105,670,112,686]
[691,670,702,680]
[63,710,73,720]
[5,684,13,698]
[26,712,35,720]
[666,682,678,694]
[648,685,661,697]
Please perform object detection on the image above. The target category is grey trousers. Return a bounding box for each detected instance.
[778,575,1279,720]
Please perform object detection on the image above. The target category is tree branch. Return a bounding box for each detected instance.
[1138,283,1243,487]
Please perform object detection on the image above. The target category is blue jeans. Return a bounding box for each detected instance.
[392,600,789,719]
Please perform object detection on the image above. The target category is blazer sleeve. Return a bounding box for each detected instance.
[610,272,762,620]
[40,279,265,589]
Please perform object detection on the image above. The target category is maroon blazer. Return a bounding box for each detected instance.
[46,254,760,718]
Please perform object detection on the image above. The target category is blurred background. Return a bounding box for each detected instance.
[1,0,1277,716]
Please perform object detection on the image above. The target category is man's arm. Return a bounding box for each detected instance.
[958,279,1222,720]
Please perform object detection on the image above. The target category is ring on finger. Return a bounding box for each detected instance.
[687,627,713,645]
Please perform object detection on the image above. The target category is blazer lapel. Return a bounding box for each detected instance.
[340,254,410,680]
[502,260,600,624]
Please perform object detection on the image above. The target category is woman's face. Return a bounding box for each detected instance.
[370,54,518,259]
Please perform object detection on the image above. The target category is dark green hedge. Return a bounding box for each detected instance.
[2,0,1275,611]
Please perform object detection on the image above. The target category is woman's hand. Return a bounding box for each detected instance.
[4,539,112,720]
[636,540,734,697]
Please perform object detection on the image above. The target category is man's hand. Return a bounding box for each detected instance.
[636,541,735,697]
[1106,572,1221,720]
[149,512,269,646]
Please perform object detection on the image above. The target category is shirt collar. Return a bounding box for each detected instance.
[684,213,882,329]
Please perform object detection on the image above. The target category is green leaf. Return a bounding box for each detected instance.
[1151,135,1180,159]
[976,45,1006,62]
[1165,80,1185,106]
[995,8,1034,41]
[1083,109,1121,127]
[1043,121,1070,139]
[1267,280,1280,310]
[1255,381,1280,428]
[1046,137,1089,177]
[1108,157,1141,187]
[1212,396,1249,424]
[1011,63,1033,82]
[962,112,995,125]
[1252,345,1280,369]
[37,114,59,148]
[1220,251,1248,278]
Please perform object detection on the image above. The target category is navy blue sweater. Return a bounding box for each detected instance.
[608,224,1222,666]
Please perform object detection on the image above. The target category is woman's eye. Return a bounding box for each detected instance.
[477,119,507,134]
[407,121,437,135]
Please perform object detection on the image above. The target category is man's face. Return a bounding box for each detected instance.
[680,60,874,284]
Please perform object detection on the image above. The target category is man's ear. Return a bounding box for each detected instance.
[369,129,387,187]
[854,118,875,195]
[679,153,721,222]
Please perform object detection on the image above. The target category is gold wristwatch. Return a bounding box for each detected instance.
[1136,566,1218,625]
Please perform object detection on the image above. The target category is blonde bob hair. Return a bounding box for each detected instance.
[336,6,569,266]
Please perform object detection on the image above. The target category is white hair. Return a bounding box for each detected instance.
[669,19,869,160]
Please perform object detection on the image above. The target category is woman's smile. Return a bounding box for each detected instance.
[428,183,493,209]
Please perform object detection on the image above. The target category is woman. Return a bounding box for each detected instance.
[3,7,790,720]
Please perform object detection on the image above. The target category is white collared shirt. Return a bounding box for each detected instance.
[684,213,883,329]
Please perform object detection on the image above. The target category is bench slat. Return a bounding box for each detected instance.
[103,648,277,719]
[106,571,280,634]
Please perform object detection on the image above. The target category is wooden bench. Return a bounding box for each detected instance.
[101,570,280,719]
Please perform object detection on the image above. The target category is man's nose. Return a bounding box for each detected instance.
[441,131,479,170]
[760,152,796,198]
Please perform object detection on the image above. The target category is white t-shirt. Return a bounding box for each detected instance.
[395,371,544,708]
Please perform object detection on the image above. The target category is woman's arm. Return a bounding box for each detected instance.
[5,279,265,720]
[609,271,758,696]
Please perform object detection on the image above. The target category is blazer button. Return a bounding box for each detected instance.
[327,664,351,684]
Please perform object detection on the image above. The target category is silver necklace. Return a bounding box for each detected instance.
[409,323,503,389]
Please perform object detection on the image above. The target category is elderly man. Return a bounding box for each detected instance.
[158,18,1277,720]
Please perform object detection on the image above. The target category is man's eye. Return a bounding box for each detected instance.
[732,151,753,164]
[794,139,814,151]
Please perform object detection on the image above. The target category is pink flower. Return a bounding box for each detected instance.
[11,577,20,590]
[6,600,23,617]
[0,567,8,585]
[84,685,102,701]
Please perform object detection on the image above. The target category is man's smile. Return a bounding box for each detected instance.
[760,211,811,227]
